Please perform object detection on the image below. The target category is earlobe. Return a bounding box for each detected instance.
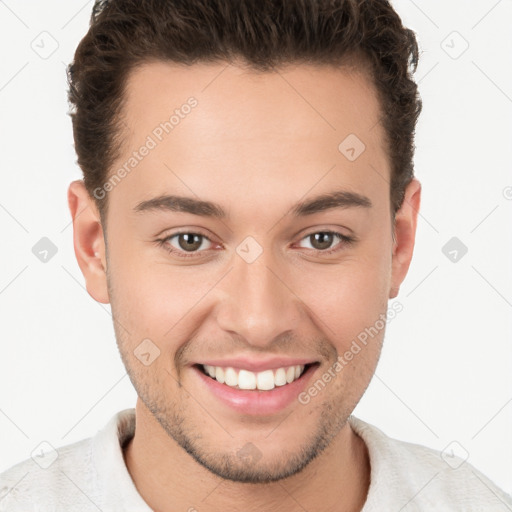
[67,180,110,304]
[389,178,421,299]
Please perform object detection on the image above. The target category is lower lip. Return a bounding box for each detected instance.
[192,364,318,416]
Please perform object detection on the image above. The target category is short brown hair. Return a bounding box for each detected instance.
[67,0,422,221]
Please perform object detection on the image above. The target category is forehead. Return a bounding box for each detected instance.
[110,60,390,216]
[122,59,384,144]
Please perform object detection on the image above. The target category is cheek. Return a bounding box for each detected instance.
[107,247,216,344]
[296,251,391,345]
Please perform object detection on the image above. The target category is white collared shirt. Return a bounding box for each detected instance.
[1,409,511,511]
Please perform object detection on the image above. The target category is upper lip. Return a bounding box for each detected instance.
[193,357,318,372]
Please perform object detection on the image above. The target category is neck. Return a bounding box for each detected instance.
[123,399,370,512]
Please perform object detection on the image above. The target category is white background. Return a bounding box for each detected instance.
[0,0,511,497]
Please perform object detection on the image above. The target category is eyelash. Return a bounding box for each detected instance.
[155,230,355,259]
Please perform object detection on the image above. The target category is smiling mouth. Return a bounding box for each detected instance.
[195,363,318,391]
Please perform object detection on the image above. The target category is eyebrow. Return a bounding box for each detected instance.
[133,189,372,219]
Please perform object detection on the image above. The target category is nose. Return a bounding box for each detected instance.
[215,246,303,348]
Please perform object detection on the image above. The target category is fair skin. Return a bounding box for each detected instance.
[68,60,420,511]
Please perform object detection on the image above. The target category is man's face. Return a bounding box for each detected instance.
[89,61,410,482]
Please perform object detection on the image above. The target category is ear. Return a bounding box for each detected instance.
[389,178,421,299]
[67,180,110,304]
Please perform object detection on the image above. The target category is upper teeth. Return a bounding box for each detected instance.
[203,364,305,390]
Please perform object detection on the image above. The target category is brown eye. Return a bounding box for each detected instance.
[309,232,335,250]
[160,231,214,257]
[297,231,355,255]
[176,233,204,252]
